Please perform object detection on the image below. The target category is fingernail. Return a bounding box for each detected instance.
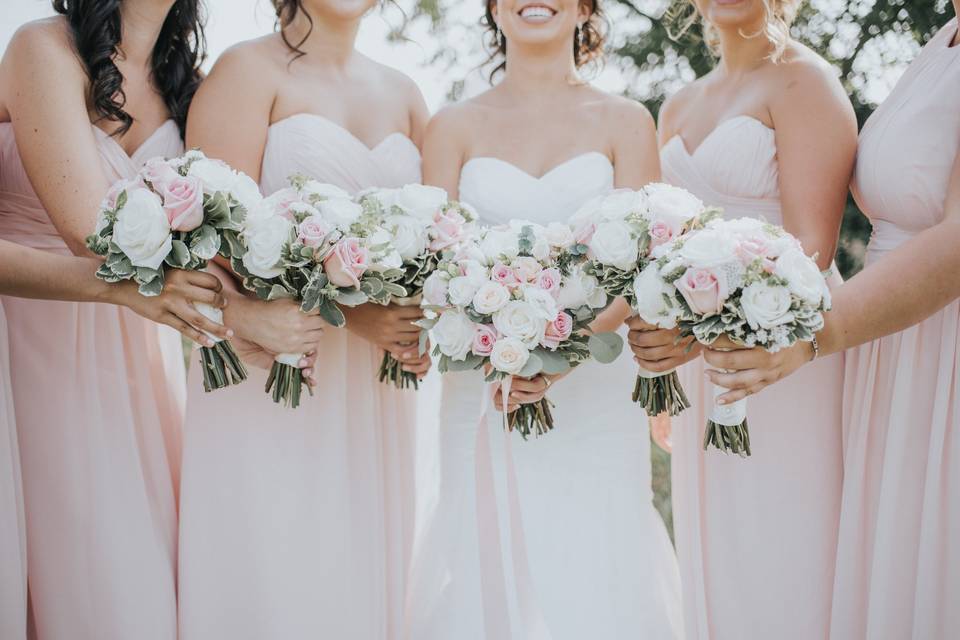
[304,368,313,376]
[717,398,727,406]
[402,352,412,360]
[299,358,308,367]
[226,329,234,338]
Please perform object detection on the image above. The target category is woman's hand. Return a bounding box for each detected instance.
[224,294,325,356]
[493,373,565,414]
[625,316,701,373]
[649,413,672,453]
[115,269,231,347]
[230,336,320,387]
[343,302,432,377]
[703,335,814,405]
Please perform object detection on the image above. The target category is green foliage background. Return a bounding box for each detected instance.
[396,0,955,537]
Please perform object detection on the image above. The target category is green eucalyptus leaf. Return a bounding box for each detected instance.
[588,332,624,364]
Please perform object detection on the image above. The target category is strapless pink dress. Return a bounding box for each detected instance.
[177,114,422,640]
[0,302,27,640]
[0,121,186,639]
[837,18,960,640]
[661,116,844,640]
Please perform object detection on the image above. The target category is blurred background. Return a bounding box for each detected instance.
[3,0,956,537]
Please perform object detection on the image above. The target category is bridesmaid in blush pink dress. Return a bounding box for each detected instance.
[177,3,431,638]
[0,5,208,637]
[833,15,960,639]
[631,2,858,638]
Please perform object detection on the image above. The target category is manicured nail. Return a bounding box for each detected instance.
[717,398,727,405]
[226,329,234,338]
[299,358,308,367]
[304,368,313,376]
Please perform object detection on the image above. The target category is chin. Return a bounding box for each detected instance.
[305,0,377,21]
[697,0,767,30]
[499,1,581,48]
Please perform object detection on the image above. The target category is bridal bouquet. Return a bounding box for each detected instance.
[87,151,260,392]
[655,217,831,456]
[356,184,478,389]
[577,184,719,417]
[419,220,622,438]
[222,175,406,408]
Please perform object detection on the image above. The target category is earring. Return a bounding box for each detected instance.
[577,23,585,51]
[497,22,504,47]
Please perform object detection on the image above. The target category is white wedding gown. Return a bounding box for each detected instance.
[405,153,683,640]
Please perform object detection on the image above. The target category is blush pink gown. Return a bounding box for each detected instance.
[177,113,421,640]
[0,121,186,639]
[837,17,960,640]
[0,302,27,640]
[661,116,845,640]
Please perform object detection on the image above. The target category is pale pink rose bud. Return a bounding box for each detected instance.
[297,215,331,248]
[676,267,727,316]
[737,236,771,264]
[573,220,596,245]
[491,261,520,287]
[541,311,574,350]
[648,220,674,251]
[430,208,466,252]
[103,178,141,211]
[535,267,562,295]
[159,174,205,232]
[140,157,180,190]
[472,324,498,357]
[323,237,368,288]
[513,257,543,283]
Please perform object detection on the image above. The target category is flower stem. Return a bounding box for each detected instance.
[378,351,419,390]
[703,419,751,457]
[200,341,248,392]
[632,371,690,417]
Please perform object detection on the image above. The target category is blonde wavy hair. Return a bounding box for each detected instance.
[671,0,803,63]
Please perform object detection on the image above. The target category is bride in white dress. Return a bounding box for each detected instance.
[405,2,682,638]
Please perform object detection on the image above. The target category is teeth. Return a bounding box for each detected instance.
[520,6,554,18]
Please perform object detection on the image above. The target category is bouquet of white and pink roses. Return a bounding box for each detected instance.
[654,217,831,456]
[87,150,261,392]
[222,175,407,408]
[577,184,720,417]
[357,184,478,389]
[419,220,622,438]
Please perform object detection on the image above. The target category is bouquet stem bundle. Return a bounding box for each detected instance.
[508,398,556,439]
[378,295,423,390]
[632,370,690,417]
[265,354,313,409]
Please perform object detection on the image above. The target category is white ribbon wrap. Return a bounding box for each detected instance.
[635,366,677,379]
[274,353,305,367]
[194,302,225,344]
[709,381,748,426]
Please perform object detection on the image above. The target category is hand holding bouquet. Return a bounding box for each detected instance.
[357,184,477,389]
[655,217,832,456]
[577,184,719,417]
[87,151,260,392]
[222,175,407,407]
[420,220,622,438]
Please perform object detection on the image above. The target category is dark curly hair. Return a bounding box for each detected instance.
[271,0,313,61]
[52,0,206,139]
[482,0,607,81]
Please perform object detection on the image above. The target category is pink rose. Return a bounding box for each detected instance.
[297,215,331,248]
[513,257,542,283]
[140,157,179,190]
[423,273,449,306]
[737,236,770,263]
[535,267,562,295]
[323,237,368,288]
[491,261,519,288]
[430,208,466,252]
[648,220,674,251]
[103,178,141,210]
[541,311,573,350]
[676,267,727,316]
[472,324,498,357]
[159,175,205,231]
[573,220,596,245]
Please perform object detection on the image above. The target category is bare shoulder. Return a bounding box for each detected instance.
[1,17,84,79]
[424,100,477,143]
[592,89,656,130]
[368,60,425,101]
[659,77,708,135]
[207,35,284,79]
[770,43,851,107]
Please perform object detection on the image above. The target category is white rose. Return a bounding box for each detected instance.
[371,249,403,272]
[569,194,605,226]
[522,287,559,320]
[112,188,172,270]
[448,275,482,307]
[590,220,639,270]
[679,228,741,268]
[188,158,238,194]
[490,337,531,375]
[531,237,552,261]
[394,184,448,220]
[232,173,263,213]
[241,214,293,279]
[741,282,795,330]
[632,264,680,329]
[386,214,428,260]
[557,268,607,310]
[319,197,363,230]
[493,300,547,349]
[472,281,511,315]
[302,181,350,202]
[459,259,489,286]
[423,272,450,306]
[642,183,704,233]
[544,222,575,248]
[431,310,476,361]
[597,189,644,221]
[455,243,488,266]
[774,248,825,306]
[480,229,520,262]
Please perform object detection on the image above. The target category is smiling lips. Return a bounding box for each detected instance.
[518,3,557,23]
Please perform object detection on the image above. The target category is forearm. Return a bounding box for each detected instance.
[819,218,960,356]
[0,241,118,303]
[591,297,632,334]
